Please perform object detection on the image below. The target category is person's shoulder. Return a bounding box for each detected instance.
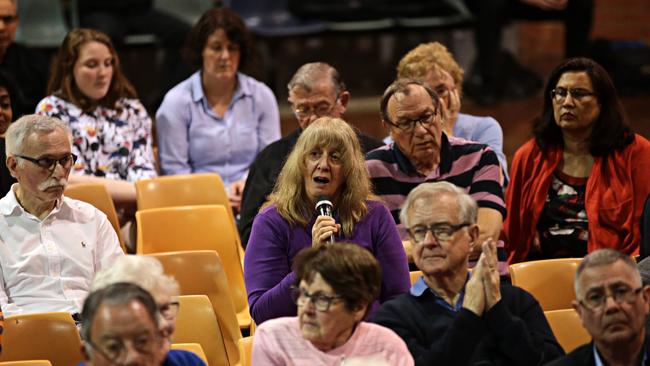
[257,316,297,333]
[239,73,276,100]
[256,132,297,158]
[365,144,393,160]
[360,321,405,340]
[36,95,69,113]
[164,349,206,366]
[160,74,196,105]
[376,292,415,316]
[61,196,108,222]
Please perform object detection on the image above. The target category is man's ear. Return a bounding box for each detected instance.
[467,224,479,251]
[338,91,350,110]
[572,299,586,325]
[6,155,18,178]
[641,285,650,315]
[81,342,91,362]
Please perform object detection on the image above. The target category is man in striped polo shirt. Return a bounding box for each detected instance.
[366,79,506,262]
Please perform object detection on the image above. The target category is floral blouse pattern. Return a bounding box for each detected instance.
[36,95,157,182]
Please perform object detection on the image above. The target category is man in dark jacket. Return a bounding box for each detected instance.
[374,181,564,366]
[238,62,382,247]
[547,249,650,366]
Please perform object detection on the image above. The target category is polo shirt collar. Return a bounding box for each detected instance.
[392,132,452,176]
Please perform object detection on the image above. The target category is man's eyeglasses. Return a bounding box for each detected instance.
[85,333,159,366]
[291,286,343,312]
[579,285,643,311]
[293,96,339,120]
[385,111,438,133]
[407,222,471,244]
[550,87,596,103]
[15,153,77,173]
[158,301,180,321]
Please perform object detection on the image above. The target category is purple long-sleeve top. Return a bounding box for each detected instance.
[244,200,410,325]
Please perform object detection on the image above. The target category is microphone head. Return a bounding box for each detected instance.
[315,196,333,210]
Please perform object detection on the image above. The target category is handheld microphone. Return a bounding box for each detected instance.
[315,196,335,244]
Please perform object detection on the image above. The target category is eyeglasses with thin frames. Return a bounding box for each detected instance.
[15,153,77,173]
[407,222,471,244]
[550,87,596,103]
[293,95,340,120]
[158,300,180,321]
[579,285,643,311]
[291,286,343,312]
[385,110,439,133]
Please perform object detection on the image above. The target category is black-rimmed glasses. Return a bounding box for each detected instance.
[385,110,438,133]
[85,332,159,366]
[15,153,77,172]
[407,222,471,244]
[291,286,343,312]
[158,301,180,320]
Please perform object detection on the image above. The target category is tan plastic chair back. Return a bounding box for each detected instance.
[409,271,422,285]
[148,251,242,365]
[136,205,251,330]
[174,295,228,366]
[135,173,243,259]
[171,343,208,364]
[65,183,126,252]
[545,309,591,352]
[237,337,253,366]
[0,361,53,366]
[0,312,83,366]
[509,258,582,311]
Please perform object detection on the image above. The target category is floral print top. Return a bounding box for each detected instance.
[36,95,157,182]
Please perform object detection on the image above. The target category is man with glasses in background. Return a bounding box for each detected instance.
[374,182,563,365]
[366,79,506,267]
[239,62,382,247]
[547,249,650,366]
[0,114,123,317]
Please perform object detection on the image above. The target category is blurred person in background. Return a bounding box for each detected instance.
[156,7,280,214]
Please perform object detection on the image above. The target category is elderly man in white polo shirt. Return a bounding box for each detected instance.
[0,114,123,316]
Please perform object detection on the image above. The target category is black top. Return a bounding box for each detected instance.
[374,283,564,366]
[0,138,14,197]
[238,127,383,248]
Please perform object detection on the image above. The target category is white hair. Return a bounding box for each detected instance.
[5,114,70,157]
[400,181,478,228]
[91,255,180,298]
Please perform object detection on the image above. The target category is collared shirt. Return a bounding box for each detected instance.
[36,96,158,182]
[156,71,281,185]
[593,343,647,366]
[0,185,124,316]
[410,275,466,312]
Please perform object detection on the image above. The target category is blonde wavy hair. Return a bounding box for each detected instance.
[397,42,465,96]
[266,117,375,235]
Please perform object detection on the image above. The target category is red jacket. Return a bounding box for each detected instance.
[504,135,650,263]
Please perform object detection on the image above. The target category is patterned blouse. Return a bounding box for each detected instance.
[36,95,157,182]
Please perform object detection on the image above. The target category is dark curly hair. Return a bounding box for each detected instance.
[533,57,634,157]
[183,7,256,75]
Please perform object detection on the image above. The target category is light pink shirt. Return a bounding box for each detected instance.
[252,317,414,366]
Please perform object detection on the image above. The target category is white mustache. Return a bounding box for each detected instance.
[38,177,68,191]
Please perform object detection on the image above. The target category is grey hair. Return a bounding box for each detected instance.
[287,62,346,95]
[400,181,478,228]
[379,78,440,125]
[574,249,641,295]
[91,255,180,298]
[5,114,70,156]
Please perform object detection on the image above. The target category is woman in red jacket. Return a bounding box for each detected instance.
[504,57,650,263]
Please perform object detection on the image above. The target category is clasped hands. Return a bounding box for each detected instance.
[463,239,502,316]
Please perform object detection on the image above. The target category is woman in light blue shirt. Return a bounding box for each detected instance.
[156,8,280,211]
